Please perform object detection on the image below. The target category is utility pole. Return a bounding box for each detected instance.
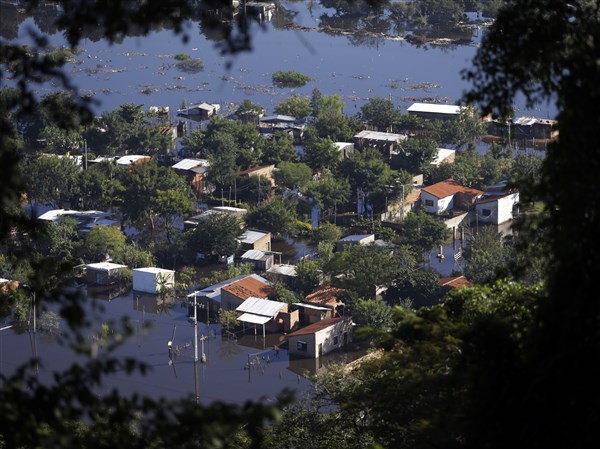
[32,291,36,334]
[221,188,224,207]
[193,293,198,363]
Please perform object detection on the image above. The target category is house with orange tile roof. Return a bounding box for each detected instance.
[420,179,483,215]
[287,316,353,358]
[302,286,346,318]
[239,164,275,185]
[439,275,473,290]
[220,275,275,310]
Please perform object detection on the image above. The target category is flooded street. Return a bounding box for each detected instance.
[0,287,365,404]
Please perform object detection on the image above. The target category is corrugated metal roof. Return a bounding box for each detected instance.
[133,267,174,275]
[240,229,269,244]
[295,303,332,311]
[432,148,456,165]
[407,103,463,115]
[354,130,406,142]
[116,155,150,166]
[237,313,272,325]
[266,264,297,277]
[236,296,286,317]
[86,262,128,271]
[340,234,374,242]
[172,158,209,170]
[241,249,271,261]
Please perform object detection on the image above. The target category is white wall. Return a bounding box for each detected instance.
[132,268,175,294]
[421,191,454,214]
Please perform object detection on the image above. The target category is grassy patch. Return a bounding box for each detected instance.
[272,70,313,88]
[175,58,204,73]
[174,53,190,61]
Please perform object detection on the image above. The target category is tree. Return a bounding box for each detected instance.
[402,210,451,256]
[235,99,264,124]
[360,97,400,132]
[274,94,311,118]
[461,1,600,447]
[273,161,313,190]
[384,267,443,308]
[395,137,438,175]
[83,226,127,261]
[463,225,511,284]
[152,188,194,243]
[325,244,398,298]
[246,199,297,236]
[305,175,351,219]
[295,259,323,296]
[184,213,242,258]
[440,106,487,150]
[261,130,296,165]
[338,147,395,196]
[302,132,340,172]
[351,299,394,332]
[25,154,81,208]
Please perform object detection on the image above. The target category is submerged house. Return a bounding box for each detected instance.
[85,262,128,285]
[352,130,407,160]
[177,102,220,120]
[132,267,175,294]
[287,316,353,359]
[475,191,520,225]
[220,275,274,311]
[172,158,210,196]
[406,102,464,121]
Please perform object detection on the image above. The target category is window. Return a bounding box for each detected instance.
[425,199,434,207]
[296,341,307,352]
[482,208,491,217]
[333,335,339,345]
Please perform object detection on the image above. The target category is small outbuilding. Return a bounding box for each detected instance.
[475,192,520,225]
[85,262,128,285]
[239,229,272,252]
[132,267,175,294]
[336,233,375,251]
[241,249,275,271]
[287,317,353,359]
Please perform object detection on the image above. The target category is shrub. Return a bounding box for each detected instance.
[174,53,190,61]
[272,70,313,88]
[176,58,204,73]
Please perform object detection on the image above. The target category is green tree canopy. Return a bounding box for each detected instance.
[360,97,400,132]
[183,213,242,258]
[273,161,313,190]
[246,198,297,236]
[274,94,311,118]
[402,210,451,255]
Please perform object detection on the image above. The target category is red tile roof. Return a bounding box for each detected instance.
[421,179,483,199]
[239,165,274,175]
[287,316,349,337]
[222,276,274,300]
[304,286,346,308]
[439,275,473,289]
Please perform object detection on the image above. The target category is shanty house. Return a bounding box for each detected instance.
[265,264,298,288]
[352,130,407,160]
[406,102,464,121]
[241,249,275,271]
[172,158,210,196]
[239,229,271,252]
[287,317,353,359]
[239,165,276,186]
[187,274,270,313]
[85,262,128,285]
[177,103,220,120]
[235,297,289,335]
[336,233,375,251]
[220,275,274,311]
[420,179,483,215]
[132,267,175,294]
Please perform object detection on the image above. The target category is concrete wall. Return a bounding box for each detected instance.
[289,319,352,358]
[421,191,453,214]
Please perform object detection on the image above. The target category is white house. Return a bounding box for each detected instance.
[475,192,520,225]
[420,179,483,215]
[132,267,175,294]
[287,317,352,359]
[336,233,375,251]
[406,103,464,120]
[431,148,456,166]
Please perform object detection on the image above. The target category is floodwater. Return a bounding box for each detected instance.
[1,1,556,118]
[0,286,365,404]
